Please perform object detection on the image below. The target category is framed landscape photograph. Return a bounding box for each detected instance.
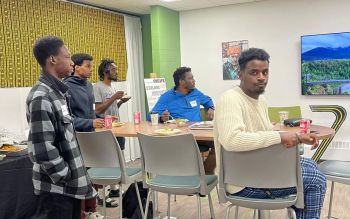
[301,32,350,95]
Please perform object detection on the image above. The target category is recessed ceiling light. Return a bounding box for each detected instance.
[160,0,181,2]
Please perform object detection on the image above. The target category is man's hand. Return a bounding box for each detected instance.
[280,132,299,148]
[111,116,119,122]
[93,119,105,128]
[161,111,170,122]
[120,96,131,103]
[112,91,124,100]
[206,108,215,121]
[298,133,319,149]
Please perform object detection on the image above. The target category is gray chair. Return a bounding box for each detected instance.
[76,130,143,218]
[318,160,350,219]
[137,133,218,219]
[218,144,304,219]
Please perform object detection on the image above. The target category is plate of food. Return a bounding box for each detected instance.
[112,121,125,127]
[189,121,214,130]
[0,144,28,156]
[154,128,181,136]
[165,119,189,124]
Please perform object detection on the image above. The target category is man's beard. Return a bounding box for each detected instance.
[256,88,265,95]
[108,75,117,81]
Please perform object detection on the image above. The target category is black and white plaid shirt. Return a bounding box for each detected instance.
[26,72,96,199]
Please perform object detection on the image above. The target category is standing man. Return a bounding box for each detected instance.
[64,53,108,217]
[149,66,216,174]
[26,36,95,219]
[214,48,326,219]
[93,59,131,198]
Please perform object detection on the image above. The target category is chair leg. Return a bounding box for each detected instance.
[257,210,270,219]
[134,181,144,218]
[167,193,171,218]
[174,194,176,202]
[102,185,107,218]
[153,191,158,218]
[225,204,234,219]
[208,192,215,219]
[287,207,297,219]
[234,206,239,219]
[196,194,202,219]
[216,185,219,200]
[253,209,257,219]
[327,181,335,219]
[119,184,123,219]
[143,189,152,219]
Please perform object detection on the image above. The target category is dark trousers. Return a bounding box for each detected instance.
[117,137,126,150]
[31,192,81,219]
[197,140,216,175]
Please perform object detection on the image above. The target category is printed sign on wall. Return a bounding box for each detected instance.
[144,78,167,111]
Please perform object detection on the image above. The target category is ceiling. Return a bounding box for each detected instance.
[69,0,265,15]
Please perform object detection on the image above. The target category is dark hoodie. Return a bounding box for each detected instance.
[64,75,96,132]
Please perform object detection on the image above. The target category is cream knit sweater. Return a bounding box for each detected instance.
[214,86,281,193]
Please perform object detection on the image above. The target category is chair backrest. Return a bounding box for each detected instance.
[218,144,304,208]
[268,106,302,123]
[137,133,207,192]
[75,131,127,177]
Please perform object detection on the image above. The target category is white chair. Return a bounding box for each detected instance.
[218,144,304,219]
[318,160,350,219]
[76,130,143,219]
[137,133,217,219]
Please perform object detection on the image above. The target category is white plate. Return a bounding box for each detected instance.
[165,119,189,124]
[154,129,181,136]
[189,121,213,130]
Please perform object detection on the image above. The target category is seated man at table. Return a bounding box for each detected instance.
[149,66,216,174]
[93,59,131,199]
[214,48,326,219]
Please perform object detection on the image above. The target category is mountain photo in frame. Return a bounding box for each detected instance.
[301,32,350,95]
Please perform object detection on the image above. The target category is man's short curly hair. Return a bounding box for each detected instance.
[238,48,270,71]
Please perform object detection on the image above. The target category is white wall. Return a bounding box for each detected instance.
[180,0,350,156]
[0,81,139,162]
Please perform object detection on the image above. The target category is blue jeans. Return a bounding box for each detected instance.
[233,157,326,219]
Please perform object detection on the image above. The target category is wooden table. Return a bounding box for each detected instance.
[96,121,335,141]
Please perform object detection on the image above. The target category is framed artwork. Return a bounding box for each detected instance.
[222,40,248,80]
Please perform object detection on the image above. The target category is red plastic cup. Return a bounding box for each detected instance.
[105,115,113,129]
[300,119,310,134]
[134,112,140,124]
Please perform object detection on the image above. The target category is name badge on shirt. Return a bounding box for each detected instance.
[62,105,69,116]
[190,100,197,107]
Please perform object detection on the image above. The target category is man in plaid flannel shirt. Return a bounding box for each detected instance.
[26,36,96,219]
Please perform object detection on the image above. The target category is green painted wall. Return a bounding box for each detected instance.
[150,5,181,89]
[140,14,153,79]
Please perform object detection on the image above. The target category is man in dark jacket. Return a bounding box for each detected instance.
[26,36,95,219]
[64,53,118,213]
[64,53,104,132]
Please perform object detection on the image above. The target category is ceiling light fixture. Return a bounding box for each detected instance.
[160,0,181,2]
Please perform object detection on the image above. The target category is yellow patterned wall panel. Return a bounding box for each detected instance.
[0,0,127,88]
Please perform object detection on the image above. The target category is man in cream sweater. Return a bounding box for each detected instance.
[214,48,326,219]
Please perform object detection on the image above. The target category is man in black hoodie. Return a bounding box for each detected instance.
[64,53,117,217]
[64,53,104,132]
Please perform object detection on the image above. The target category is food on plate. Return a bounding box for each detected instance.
[112,121,125,127]
[175,118,187,127]
[0,144,22,152]
[154,128,181,135]
[166,119,188,124]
